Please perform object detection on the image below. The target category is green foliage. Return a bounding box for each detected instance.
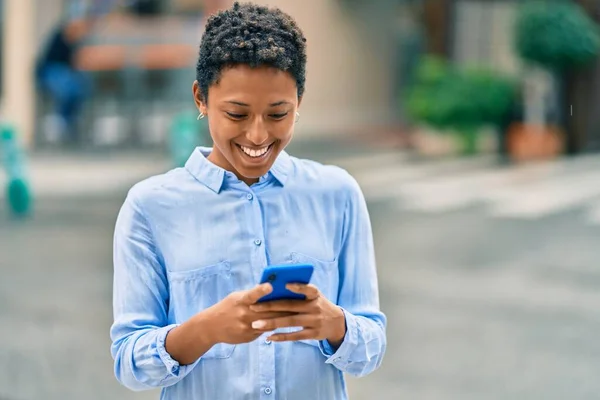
[405,56,517,132]
[515,1,600,71]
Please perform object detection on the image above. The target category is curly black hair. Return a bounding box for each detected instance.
[195,1,307,103]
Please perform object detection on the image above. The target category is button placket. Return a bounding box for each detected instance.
[247,188,275,397]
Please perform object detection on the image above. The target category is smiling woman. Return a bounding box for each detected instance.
[110,2,387,400]
[194,65,299,184]
[192,0,307,185]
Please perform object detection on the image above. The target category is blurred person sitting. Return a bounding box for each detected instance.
[110,2,387,399]
[35,17,94,144]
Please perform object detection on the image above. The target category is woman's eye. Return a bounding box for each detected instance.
[270,113,288,120]
[226,112,247,120]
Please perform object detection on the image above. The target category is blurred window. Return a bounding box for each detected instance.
[452,0,521,74]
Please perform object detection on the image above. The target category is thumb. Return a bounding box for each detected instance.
[243,283,272,304]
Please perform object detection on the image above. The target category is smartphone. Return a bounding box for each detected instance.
[257,263,314,303]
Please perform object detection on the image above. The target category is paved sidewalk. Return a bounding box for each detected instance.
[1,152,170,199]
[3,138,600,399]
[0,134,407,200]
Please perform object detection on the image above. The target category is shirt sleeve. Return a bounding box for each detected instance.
[110,188,199,391]
[318,173,387,377]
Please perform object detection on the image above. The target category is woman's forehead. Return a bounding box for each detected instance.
[210,65,298,100]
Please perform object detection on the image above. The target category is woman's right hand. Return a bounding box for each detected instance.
[166,283,294,365]
[204,283,295,345]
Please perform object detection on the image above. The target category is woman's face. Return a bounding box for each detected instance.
[193,65,300,186]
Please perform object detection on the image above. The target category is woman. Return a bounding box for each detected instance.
[110,3,386,399]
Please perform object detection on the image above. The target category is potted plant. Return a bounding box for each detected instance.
[510,1,600,161]
[406,56,516,156]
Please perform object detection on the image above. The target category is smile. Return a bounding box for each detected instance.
[236,143,274,159]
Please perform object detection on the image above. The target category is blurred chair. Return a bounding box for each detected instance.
[34,87,58,147]
[75,45,130,147]
[133,44,197,146]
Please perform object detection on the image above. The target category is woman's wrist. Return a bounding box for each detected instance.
[165,309,219,365]
[326,307,347,349]
[192,308,220,348]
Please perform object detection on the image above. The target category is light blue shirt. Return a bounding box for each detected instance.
[110,147,387,399]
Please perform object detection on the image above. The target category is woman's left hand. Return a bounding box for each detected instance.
[248,284,347,347]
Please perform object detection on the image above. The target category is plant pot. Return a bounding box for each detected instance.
[452,128,479,155]
[455,127,500,156]
[411,125,499,158]
[506,123,564,162]
[410,126,462,157]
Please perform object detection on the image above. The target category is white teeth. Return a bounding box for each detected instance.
[240,145,270,158]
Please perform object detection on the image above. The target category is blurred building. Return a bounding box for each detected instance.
[3,0,600,154]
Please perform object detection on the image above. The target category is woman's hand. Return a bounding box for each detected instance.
[166,283,295,365]
[248,284,347,348]
[204,283,297,345]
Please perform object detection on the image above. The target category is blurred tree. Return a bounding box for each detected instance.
[514,1,600,153]
[515,2,599,70]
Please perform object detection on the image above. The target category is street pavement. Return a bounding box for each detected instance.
[2,138,600,399]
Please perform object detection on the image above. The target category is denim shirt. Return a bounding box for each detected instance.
[110,147,387,399]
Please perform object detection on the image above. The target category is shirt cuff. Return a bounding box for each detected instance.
[156,324,182,377]
[318,308,358,367]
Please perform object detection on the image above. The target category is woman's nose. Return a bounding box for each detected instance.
[246,118,270,145]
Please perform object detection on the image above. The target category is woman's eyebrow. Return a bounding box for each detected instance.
[269,101,292,107]
[225,101,250,106]
[224,100,292,107]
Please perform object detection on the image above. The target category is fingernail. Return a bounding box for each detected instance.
[252,320,266,329]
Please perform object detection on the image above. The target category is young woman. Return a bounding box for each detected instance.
[110,3,386,399]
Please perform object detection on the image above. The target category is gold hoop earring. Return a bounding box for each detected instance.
[197,112,205,120]
[295,111,300,123]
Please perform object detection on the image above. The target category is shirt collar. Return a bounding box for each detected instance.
[184,146,292,193]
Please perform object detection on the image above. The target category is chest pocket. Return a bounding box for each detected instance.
[167,261,236,359]
[291,252,339,303]
[277,252,339,347]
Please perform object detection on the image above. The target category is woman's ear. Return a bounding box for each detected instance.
[192,81,207,114]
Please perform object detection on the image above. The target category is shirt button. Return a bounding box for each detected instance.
[246,193,253,200]
[265,339,272,345]
[264,387,272,395]
[254,239,262,246]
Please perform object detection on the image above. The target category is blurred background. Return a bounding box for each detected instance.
[2,0,600,399]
